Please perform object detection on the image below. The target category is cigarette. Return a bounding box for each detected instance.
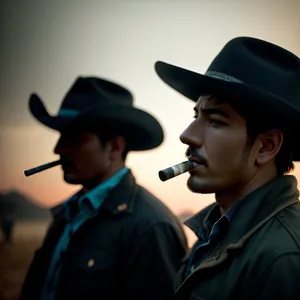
[158,161,198,182]
[24,159,62,177]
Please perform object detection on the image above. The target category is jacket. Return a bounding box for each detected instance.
[174,175,300,300]
[19,171,188,300]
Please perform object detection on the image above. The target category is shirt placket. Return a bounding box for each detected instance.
[186,217,229,276]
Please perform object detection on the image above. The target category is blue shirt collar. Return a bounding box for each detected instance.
[82,167,129,210]
[186,196,247,241]
[64,167,129,216]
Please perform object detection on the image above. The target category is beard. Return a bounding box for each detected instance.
[63,173,81,185]
[186,150,251,196]
[186,175,214,194]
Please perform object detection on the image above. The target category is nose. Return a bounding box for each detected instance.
[54,136,66,155]
[179,121,203,148]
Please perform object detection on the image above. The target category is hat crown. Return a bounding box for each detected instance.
[207,37,300,105]
[59,77,134,114]
[29,76,164,150]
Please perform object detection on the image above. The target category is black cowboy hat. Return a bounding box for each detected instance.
[29,76,164,151]
[155,36,300,160]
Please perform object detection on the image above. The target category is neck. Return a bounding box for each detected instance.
[216,166,278,215]
[83,162,125,192]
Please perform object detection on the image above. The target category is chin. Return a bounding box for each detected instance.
[187,176,214,194]
[63,174,82,185]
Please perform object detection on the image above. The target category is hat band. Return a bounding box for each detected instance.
[205,71,244,84]
[58,108,80,117]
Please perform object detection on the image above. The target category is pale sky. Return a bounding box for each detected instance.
[1,0,300,215]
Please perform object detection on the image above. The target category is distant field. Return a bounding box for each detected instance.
[0,220,196,300]
[0,221,50,300]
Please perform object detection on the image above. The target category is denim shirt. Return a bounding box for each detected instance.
[185,197,244,277]
[40,167,129,300]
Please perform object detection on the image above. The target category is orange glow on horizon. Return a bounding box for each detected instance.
[1,1,299,217]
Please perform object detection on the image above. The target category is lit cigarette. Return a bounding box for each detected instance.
[158,161,198,182]
[24,159,62,177]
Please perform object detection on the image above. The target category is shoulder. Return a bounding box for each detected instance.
[119,184,187,245]
[240,202,300,279]
[260,201,300,255]
[133,184,181,227]
[275,201,300,247]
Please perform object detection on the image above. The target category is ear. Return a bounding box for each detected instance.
[108,136,126,161]
[255,130,283,165]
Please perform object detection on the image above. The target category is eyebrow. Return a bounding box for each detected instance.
[194,106,230,119]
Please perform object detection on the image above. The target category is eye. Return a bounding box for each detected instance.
[209,119,226,127]
[65,134,84,145]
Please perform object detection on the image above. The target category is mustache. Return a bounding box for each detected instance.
[60,156,73,165]
[185,147,208,167]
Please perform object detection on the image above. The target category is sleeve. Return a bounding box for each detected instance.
[243,252,300,300]
[121,222,188,300]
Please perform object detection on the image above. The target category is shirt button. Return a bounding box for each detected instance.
[117,203,128,211]
[87,258,95,267]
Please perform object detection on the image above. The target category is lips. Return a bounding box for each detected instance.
[61,156,72,165]
[61,157,74,171]
[188,156,206,167]
[62,164,71,171]
[189,161,201,169]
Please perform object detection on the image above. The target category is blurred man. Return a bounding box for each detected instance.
[155,37,300,299]
[19,77,187,300]
[1,213,15,243]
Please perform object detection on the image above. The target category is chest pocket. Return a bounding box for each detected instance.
[58,248,119,299]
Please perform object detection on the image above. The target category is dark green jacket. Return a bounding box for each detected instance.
[174,175,300,300]
[19,171,188,300]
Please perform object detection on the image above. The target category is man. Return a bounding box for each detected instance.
[1,213,15,243]
[19,77,188,300]
[154,37,300,299]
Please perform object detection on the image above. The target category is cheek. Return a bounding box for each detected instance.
[72,146,103,168]
[85,145,111,169]
[206,134,247,169]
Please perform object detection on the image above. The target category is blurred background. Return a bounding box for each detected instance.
[0,0,299,299]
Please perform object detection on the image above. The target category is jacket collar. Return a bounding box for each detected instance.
[185,175,299,267]
[186,175,298,242]
[184,203,218,237]
[100,170,138,215]
[225,175,299,245]
[50,170,138,220]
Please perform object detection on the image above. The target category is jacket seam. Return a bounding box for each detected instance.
[276,209,300,249]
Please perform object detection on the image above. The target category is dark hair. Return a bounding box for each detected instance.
[81,121,130,161]
[97,131,129,161]
[244,117,294,176]
[201,92,294,175]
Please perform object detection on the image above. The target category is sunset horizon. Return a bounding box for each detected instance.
[1,0,299,218]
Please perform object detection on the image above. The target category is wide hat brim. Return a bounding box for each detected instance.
[29,94,164,151]
[155,61,300,161]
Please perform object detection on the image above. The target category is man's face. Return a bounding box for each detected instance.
[180,95,255,195]
[54,130,112,186]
